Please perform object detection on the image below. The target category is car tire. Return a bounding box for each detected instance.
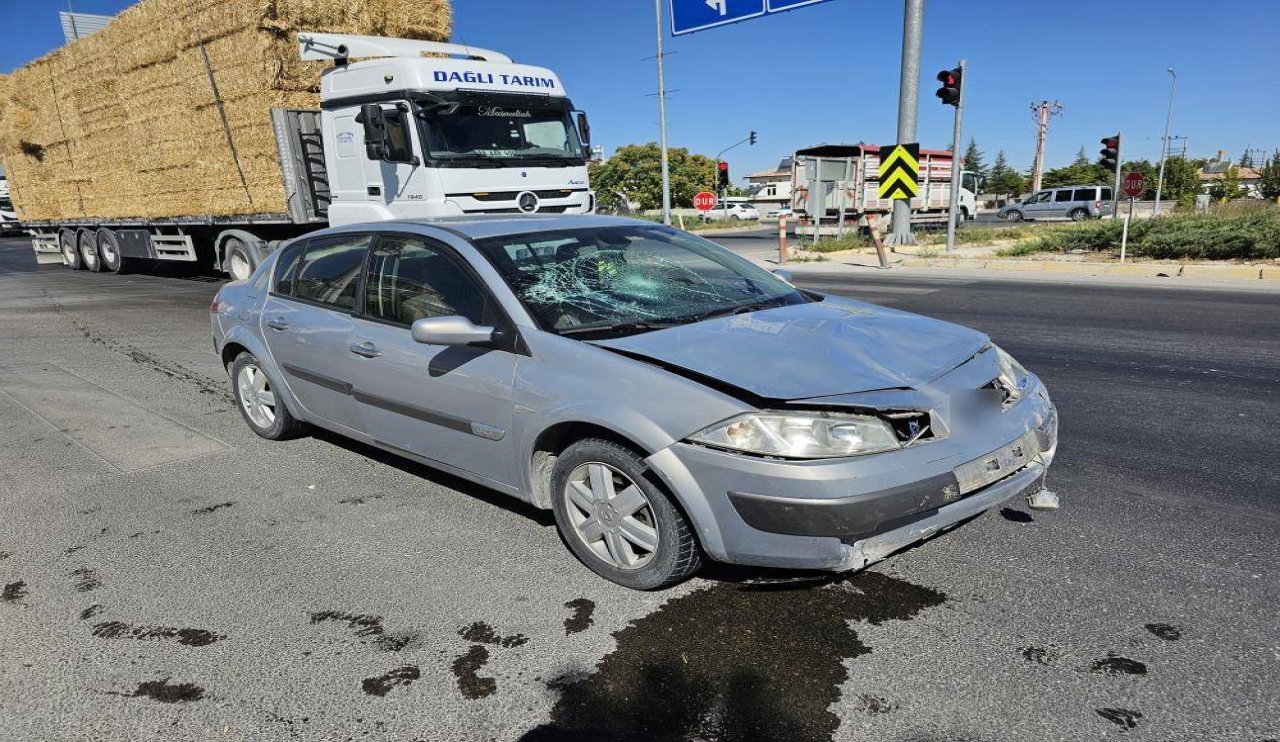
[1005,210,1024,222]
[1069,208,1088,222]
[60,229,82,270]
[229,352,307,440]
[551,438,702,590]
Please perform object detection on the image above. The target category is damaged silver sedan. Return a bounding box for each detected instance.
[211,215,1058,589]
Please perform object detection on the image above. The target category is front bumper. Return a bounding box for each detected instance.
[647,384,1058,572]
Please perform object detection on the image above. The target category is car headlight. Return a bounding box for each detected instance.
[994,345,1031,395]
[688,411,900,459]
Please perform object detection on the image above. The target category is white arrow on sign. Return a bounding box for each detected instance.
[705,0,727,16]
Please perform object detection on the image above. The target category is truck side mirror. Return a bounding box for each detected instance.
[357,104,389,160]
[576,111,591,149]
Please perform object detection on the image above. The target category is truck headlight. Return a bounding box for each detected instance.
[688,411,900,459]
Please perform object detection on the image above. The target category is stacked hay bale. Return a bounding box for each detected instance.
[0,0,451,222]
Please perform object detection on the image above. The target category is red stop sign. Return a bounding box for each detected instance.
[693,191,718,212]
[1122,172,1145,198]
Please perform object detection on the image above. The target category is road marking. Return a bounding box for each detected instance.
[0,364,228,472]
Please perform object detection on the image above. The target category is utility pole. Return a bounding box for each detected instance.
[1153,67,1176,217]
[1029,100,1063,193]
[887,0,924,247]
[654,0,672,225]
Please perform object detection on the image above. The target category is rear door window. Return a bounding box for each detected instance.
[1073,188,1096,201]
[281,233,372,311]
[1054,190,1075,202]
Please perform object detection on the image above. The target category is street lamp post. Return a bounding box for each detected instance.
[1153,67,1177,217]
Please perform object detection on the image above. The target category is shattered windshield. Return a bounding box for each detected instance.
[473,225,808,338]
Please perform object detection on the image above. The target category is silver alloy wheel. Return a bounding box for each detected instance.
[100,238,118,264]
[236,363,277,430]
[80,240,98,270]
[62,239,76,264]
[227,249,253,281]
[564,462,659,570]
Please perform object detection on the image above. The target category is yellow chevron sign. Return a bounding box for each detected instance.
[878,143,920,200]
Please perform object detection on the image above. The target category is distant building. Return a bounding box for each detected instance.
[744,157,793,211]
[1197,150,1262,198]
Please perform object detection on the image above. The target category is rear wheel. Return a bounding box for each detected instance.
[1069,207,1089,222]
[60,229,82,269]
[79,229,102,272]
[223,237,257,281]
[96,229,125,273]
[551,439,701,590]
[229,352,306,440]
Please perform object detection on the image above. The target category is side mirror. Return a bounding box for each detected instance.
[357,103,389,160]
[411,316,496,347]
[576,111,591,156]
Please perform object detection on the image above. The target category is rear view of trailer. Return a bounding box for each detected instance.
[790,143,957,224]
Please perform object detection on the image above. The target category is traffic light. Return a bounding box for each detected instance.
[1100,134,1120,171]
[935,67,962,106]
[717,161,730,188]
[748,130,758,146]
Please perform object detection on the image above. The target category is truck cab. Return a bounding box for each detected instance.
[304,34,594,226]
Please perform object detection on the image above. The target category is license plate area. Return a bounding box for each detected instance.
[954,431,1040,494]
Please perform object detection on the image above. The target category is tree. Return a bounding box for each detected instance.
[1258,151,1280,201]
[1072,147,1091,167]
[1158,156,1202,207]
[588,143,720,212]
[986,150,1027,196]
[1211,165,1245,201]
[962,137,985,178]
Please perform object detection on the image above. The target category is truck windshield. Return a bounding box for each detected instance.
[419,104,584,166]
[472,224,808,339]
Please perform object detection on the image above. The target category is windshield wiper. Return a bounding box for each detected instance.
[560,320,677,339]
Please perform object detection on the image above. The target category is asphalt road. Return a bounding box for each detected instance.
[1,235,1277,741]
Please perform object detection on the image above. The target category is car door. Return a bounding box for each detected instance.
[1048,189,1076,218]
[347,232,520,488]
[1023,191,1054,219]
[260,232,373,436]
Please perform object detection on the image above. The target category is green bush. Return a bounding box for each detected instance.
[1029,205,1280,260]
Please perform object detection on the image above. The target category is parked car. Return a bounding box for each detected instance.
[999,185,1114,222]
[211,215,1059,589]
[763,207,795,220]
[704,202,760,221]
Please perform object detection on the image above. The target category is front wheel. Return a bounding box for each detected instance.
[551,439,701,590]
[1069,208,1089,222]
[229,352,307,440]
[1004,210,1024,222]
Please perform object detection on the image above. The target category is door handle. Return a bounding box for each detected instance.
[349,341,382,359]
[266,318,290,331]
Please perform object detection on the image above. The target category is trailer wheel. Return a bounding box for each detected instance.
[96,229,125,273]
[60,229,83,270]
[223,236,259,281]
[78,229,102,272]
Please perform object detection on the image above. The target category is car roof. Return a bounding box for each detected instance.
[383,214,655,241]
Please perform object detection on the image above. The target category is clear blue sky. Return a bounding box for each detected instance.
[3,0,1276,179]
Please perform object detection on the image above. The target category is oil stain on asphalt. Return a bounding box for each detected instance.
[1145,622,1181,641]
[563,599,596,635]
[523,571,946,742]
[69,567,101,592]
[2,580,28,603]
[361,665,421,697]
[309,610,419,652]
[114,679,206,704]
[453,645,496,700]
[91,621,225,647]
[1090,653,1147,676]
[1096,707,1142,730]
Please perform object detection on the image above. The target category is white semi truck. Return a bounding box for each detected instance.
[791,144,980,229]
[23,33,595,279]
[0,172,20,235]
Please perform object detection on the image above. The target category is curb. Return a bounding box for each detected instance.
[900,258,1275,280]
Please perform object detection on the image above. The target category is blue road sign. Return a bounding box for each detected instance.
[670,0,836,36]
[670,0,765,36]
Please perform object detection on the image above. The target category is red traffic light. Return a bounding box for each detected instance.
[718,162,729,171]
[935,67,962,106]
[1100,137,1119,149]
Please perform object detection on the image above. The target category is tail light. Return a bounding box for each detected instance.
[1095,201,1102,210]
[209,295,221,314]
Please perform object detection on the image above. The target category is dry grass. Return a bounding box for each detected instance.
[0,0,451,221]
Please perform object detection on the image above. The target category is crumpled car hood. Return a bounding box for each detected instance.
[594,296,988,401]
